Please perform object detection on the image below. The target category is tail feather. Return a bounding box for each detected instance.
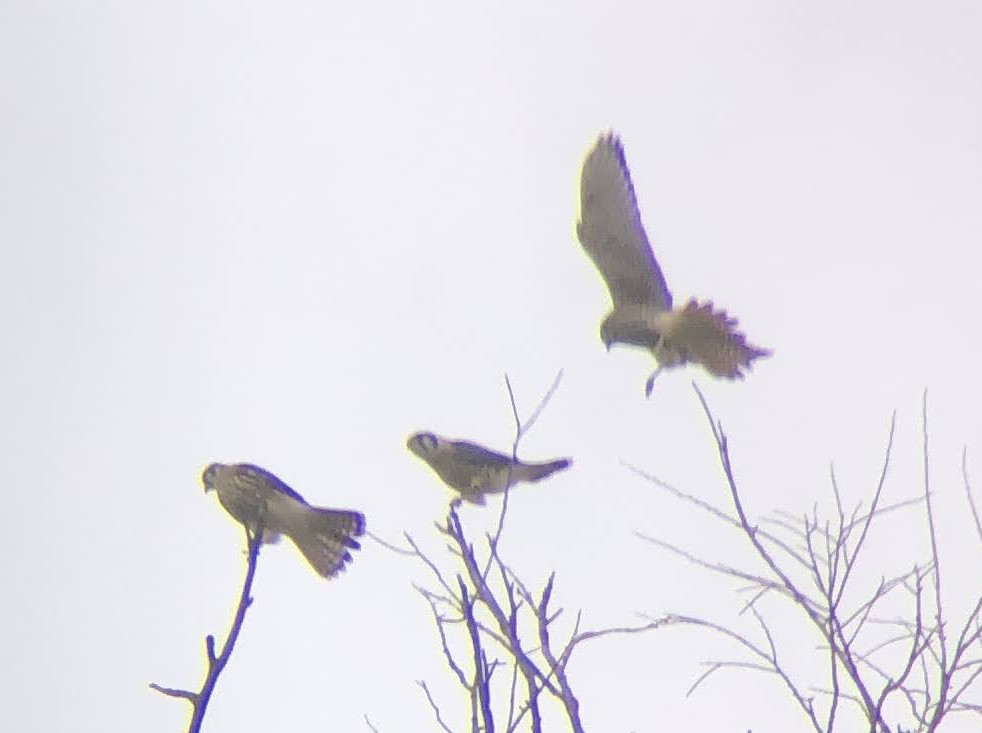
[307,507,366,547]
[521,458,572,483]
[678,298,771,379]
[290,507,366,579]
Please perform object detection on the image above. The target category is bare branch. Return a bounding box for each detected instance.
[667,613,823,732]
[150,519,266,732]
[460,577,496,733]
[404,532,459,602]
[488,370,564,564]
[417,587,469,688]
[535,574,586,733]
[643,386,982,732]
[625,462,813,572]
[922,391,947,667]
[367,530,417,556]
[417,680,457,733]
[507,369,564,443]
[831,412,896,612]
[637,531,814,610]
[965,447,982,550]
[403,370,665,731]
[568,617,667,647]
[147,684,197,703]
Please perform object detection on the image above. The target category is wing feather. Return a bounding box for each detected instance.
[235,463,309,505]
[576,133,672,310]
[448,440,513,469]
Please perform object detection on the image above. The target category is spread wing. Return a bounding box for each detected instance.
[576,133,672,310]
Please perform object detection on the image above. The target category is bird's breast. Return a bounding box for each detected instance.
[217,483,300,535]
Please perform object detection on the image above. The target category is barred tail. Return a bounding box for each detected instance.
[678,298,771,379]
[291,507,366,579]
[306,507,366,545]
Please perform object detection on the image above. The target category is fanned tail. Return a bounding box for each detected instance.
[678,298,771,379]
[290,507,366,579]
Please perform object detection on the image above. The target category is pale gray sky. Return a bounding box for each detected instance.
[1,1,981,731]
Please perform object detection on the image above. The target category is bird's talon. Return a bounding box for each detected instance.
[644,367,662,398]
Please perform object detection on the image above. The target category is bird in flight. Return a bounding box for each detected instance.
[407,432,571,505]
[576,132,770,395]
[202,462,365,579]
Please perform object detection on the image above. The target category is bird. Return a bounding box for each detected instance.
[202,462,365,579]
[406,432,571,505]
[576,132,770,396]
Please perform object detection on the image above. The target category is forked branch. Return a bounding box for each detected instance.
[638,384,982,732]
[387,371,660,732]
[150,518,266,733]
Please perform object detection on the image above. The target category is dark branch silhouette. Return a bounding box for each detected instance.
[150,518,266,732]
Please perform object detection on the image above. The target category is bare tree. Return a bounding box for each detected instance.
[376,372,661,732]
[637,386,982,732]
[150,518,266,733]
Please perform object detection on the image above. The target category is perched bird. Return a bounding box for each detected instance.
[576,132,770,395]
[406,432,571,505]
[202,462,365,579]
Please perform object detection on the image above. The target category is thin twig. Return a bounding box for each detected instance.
[488,370,564,568]
[921,389,952,731]
[964,447,982,550]
[367,530,417,556]
[535,574,586,733]
[417,680,456,733]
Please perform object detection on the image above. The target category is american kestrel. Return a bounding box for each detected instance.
[577,132,770,396]
[202,462,365,579]
[406,432,571,505]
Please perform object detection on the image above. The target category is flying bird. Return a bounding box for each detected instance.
[576,132,770,395]
[406,432,571,505]
[202,462,365,579]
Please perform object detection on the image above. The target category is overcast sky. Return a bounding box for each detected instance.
[2,1,981,731]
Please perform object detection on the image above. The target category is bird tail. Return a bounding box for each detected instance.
[518,458,572,483]
[677,298,771,378]
[289,507,366,579]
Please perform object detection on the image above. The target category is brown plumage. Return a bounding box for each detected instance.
[577,132,770,395]
[407,432,571,505]
[202,462,365,579]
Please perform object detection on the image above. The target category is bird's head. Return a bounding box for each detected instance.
[407,432,440,458]
[201,462,222,493]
